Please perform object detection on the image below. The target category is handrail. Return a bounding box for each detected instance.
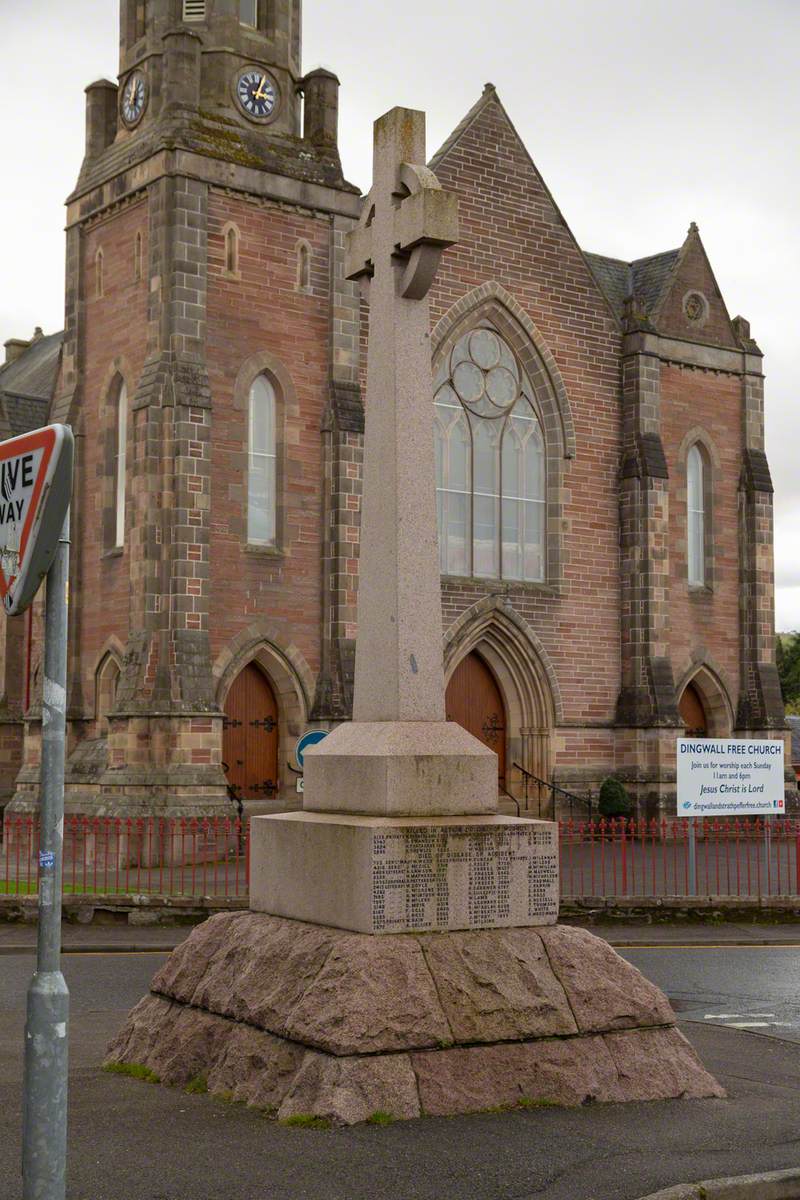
[499,784,520,818]
[512,763,593,819]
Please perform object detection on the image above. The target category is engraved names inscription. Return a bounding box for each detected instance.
[372,824,558,933]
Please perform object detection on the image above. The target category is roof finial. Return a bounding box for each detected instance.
[688,221,699,235]
[483,82,496,95]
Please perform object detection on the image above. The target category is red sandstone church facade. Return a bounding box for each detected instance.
[0,0,787,823]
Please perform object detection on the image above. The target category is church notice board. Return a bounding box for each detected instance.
[677,738,785,816]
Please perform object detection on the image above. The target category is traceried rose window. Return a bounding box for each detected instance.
[434,326,545,581]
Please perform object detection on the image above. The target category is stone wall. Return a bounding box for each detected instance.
[426,90,623,794]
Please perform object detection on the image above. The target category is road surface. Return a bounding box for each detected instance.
[1,939,800,1200]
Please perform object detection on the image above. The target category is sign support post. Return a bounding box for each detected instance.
[22,510,70,1200]
[687,818,697,897]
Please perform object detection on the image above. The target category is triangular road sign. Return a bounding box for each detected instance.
[0,424,73,616]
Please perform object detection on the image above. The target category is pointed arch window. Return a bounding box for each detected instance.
[687,443,706,586]
[134,231,143,281]
[96,653,121,734]
[223,223,240,276]
[248,375,277,544]
[434,326,546,581]
[114,380,128,548]
[95,248,104,299]
[296,240,311,292]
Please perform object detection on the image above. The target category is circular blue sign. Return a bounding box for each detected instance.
[295,728,329,770]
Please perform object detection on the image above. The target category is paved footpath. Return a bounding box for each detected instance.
[3,919,800,1200]
[3,915,800,953]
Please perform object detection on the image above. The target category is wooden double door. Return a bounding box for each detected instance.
[222,663,280,806]
[446,651,506,788]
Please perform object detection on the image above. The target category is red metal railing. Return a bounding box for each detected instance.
[1,815,249,900]
[559,817,800,900]
[1,814,798,902]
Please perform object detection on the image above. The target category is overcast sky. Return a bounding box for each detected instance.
[2,1,798,626]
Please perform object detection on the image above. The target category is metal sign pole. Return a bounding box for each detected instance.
[22,509,70,1200]
[688,817,697,897]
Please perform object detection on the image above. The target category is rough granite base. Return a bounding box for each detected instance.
[106,912,723,1125]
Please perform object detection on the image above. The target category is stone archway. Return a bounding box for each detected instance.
[443,597,560,799]
[676,663,733,739]
[215,631,311,807]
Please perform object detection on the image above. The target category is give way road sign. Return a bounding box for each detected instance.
[0,424,74,616]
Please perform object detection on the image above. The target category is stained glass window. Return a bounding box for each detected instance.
[434,327,545,581]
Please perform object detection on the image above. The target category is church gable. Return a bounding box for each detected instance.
[650,223,738,349]
[429,87,619,334]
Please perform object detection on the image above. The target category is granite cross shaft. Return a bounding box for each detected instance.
[301,106,498,819]
[345,106,458,724]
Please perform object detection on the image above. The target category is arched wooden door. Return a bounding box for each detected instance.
[222,663,280,806]
[446,651,506,787]
[679,682,708,737]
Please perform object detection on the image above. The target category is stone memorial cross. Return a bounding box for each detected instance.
[251,108,558,932]
[301,106,498,819]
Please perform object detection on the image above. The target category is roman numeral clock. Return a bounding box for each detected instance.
[234,68,279,122]
[120,70,148,127]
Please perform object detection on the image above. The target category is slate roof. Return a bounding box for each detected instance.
[786,717,800,767]
[584,249,680,324]
[584,250,680,323]
[0,330,62,438]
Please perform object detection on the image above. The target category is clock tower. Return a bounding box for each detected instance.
[11,0,362,822]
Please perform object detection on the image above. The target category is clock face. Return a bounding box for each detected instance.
[121,71,147,127]
[236,69,278,121]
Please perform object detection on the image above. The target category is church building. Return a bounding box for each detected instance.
[0,0,786,824]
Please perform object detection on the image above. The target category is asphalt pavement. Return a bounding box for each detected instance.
[2,923,800,1199]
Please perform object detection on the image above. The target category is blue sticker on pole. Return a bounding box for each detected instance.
[38,850,55,870]
[295,729,329,770]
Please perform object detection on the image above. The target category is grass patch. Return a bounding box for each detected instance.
[103,1061,159,1084]
[280,1113,331,1130]
[366,1111,394,1126]
[185,1075,208,1095]
[479,1096,559,1115]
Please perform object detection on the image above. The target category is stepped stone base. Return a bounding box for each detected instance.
[106,912,723,1125]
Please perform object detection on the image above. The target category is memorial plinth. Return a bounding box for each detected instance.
[250,812,559,934]
[301,721,497,817]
